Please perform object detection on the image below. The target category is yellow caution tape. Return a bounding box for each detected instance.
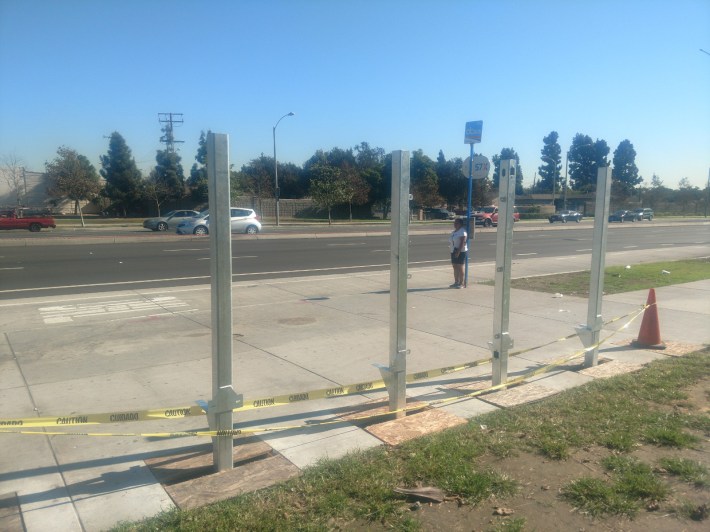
[1,305,650,438]
[0,305,648,430]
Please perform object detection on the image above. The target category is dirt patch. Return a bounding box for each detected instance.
[414,445,708,531]
[360,377,710,531]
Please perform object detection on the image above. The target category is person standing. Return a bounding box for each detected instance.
[449,218,468,288]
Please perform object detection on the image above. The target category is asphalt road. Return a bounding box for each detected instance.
[1,223,708,299]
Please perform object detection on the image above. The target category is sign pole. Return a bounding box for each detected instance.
[465,144,473,287]
[463,120,484,288]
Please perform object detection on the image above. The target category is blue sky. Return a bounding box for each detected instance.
[1,0,709,189]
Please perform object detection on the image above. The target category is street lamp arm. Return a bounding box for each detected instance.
[273,112,295,227]
[274,111,295,130]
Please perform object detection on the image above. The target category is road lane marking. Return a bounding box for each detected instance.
[575,249,593,252]
[0,260,451,295]
[327,242,366,246]
[163,248,208,252]
[0,267,24,270]
[515,253,537,256]
[623,245,638,249]
[39,296,193,324]
[197,255,258,260]
[661,243,674,246]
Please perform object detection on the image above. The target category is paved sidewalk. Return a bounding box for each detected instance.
[1,248,708,531]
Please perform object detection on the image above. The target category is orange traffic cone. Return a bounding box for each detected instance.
[632,288,665,349]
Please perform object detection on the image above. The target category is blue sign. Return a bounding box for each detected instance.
[464,120,483,144]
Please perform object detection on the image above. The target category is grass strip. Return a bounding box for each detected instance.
[115,350,709,531]
[508,258,710,297]
[657,457,709,488]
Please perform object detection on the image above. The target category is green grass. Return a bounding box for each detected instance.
[561,477,639,517]
[114,350,710,531]
[657,457,709,487]
[561,456,669,518]
[508,258,710,297]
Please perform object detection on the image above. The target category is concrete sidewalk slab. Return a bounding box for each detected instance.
[1,248,708,531]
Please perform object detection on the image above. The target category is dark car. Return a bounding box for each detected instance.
[634,208,654,220]
[608,209,640,223]
[424,208,454,220]
[548,210,583,224]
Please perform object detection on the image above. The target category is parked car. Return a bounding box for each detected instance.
[608,209,640,223]
[634,208,654,221]
[548,210,583,224]
[176,208,262,235]
[473,205,520,227]
[424,207,454,220]
[143,209,200,231]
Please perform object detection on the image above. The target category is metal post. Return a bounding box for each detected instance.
[464,145,474,287]
[273,112,294,227]
[273,126,279,226]
[563,151,569,211]
[380,150,410,418]
[489,160,516,386]
[206,133,241,472]
[576,166,612,367]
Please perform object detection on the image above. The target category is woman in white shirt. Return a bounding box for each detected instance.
[448,218,468,288]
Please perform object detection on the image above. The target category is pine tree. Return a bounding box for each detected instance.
[100,132,143,216]
[538,132,561,193]
[612,139,642,196]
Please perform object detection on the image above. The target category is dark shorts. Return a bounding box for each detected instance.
[451,251,466,265]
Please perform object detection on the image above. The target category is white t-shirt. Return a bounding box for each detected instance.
[449,227,468,253]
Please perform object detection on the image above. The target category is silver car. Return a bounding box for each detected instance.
[143,209,200,231]
[175,208,262,235]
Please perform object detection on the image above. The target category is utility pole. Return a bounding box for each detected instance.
[158,113,185,152]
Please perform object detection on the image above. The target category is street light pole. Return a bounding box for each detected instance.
[273,112,294,226]
[563,151,569,211]
[541,155,558,207]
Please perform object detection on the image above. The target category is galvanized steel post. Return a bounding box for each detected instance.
[387,150,410,417]
[206,133,240,472]
[490,159,517,386]
[576,166,612,367]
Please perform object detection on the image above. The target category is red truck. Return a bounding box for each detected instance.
[473,205,520,227]
[0,209,57,232]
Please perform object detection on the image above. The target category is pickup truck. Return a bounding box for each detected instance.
[0,209,57,232]
[473,205,520,227]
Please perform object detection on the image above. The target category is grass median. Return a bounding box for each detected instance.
[509,257,710,297]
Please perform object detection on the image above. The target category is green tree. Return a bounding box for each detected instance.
[676,177,700,211]
[144,170,173,216]
[493,148,524,194]
[354,142,388,217]
[309,163,346,224]
[341,166,370,221]
[646,173,669,210]
[436,150,466,208]
[568,134,609,192]
[188,130,209,204]
[537,131,561,193]
[410,149,440,207]
[236,154,274,198]
[153,148,185,201]
[45,146,101,226]
[612,139,642,199]
[278,162,306,198]
[100,132,144,216]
